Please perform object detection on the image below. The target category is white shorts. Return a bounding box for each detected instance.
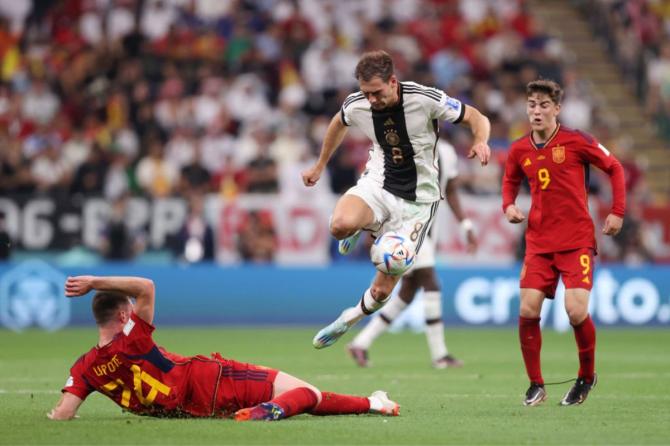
[345,177,439,255]
[412,233,437,269]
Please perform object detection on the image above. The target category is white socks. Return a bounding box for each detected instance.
[351,297,408,349]
[423,291,448,361]
[341,288,391,327]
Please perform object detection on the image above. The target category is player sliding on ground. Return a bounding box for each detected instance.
[502,79,625,406]
[47,275,399,421]
[302,50,491,349]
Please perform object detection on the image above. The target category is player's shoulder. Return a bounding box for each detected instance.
[558,125,597,145]
[72,348,97,369]
[401,81,445,103]
[509,132,531,150]
[342,90,366,110]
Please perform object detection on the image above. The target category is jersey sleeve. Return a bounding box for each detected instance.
[577,132,626,217]
[431,89,465,124]
[501,145,524,212]
[121,312,157,353]
[62,356,94,400]
[340,92,364,127]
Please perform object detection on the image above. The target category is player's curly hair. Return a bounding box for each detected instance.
[355,50,395,82]
[526,79,563,105]
[92,291,131,325]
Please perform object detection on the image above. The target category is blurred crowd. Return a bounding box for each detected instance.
[583,0,670,139]
[0,0,660,263]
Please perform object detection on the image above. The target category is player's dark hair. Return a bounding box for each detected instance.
[355,50,395,82]
[92,291,131,325]
[526,79,563,105]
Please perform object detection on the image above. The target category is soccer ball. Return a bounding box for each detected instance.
[370,231,415,276]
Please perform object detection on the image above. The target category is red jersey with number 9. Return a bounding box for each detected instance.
[502,125,626,254]
[62,312,223,417]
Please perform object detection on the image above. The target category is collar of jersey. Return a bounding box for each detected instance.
[373,82,405,112]
[529,123,560,150]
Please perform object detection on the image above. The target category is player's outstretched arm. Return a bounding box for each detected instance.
[65,275,156,324]
[302,113,348,187]
[460,105,491,166]
[47,392,83,421]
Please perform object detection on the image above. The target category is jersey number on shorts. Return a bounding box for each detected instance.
[579,254,590,275]
[537,168,551,190]
[102,364,171,407]
[410,222,424,241]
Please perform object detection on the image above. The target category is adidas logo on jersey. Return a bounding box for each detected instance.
[384,118,395,126]
[523,158,532,167]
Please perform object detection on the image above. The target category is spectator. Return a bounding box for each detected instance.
[70,143,108,196]
[237,210,277,263]
[171,194,215,263]
[136,139,179,198]
[0,213,11,260]
[99,195,145,261]
[245,144,279,193]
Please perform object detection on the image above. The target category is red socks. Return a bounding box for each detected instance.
[270,388,318,417]
[519,316,543,385]
[270,389,372,418]
[309,392,370,415]
[572,314,596,383]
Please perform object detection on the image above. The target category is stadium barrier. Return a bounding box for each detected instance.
[0,260,668,332]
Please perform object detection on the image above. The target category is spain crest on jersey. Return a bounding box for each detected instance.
[552,145,566,164]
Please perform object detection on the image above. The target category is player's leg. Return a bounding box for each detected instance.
[348,272,419,366]
[518,252,558,406]
[235,372,321,421]
[519,287,547,406]
[331,194,375,255]
[416,267,463,368]
[310,390,399,417]
[313,272,401,349]
[235,370,399,419]
[558,248,597,405]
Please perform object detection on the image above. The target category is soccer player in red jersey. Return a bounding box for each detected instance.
[47,275,400,421]
[501,79,625,407]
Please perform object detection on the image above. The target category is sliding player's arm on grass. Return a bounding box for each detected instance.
[48,392,84,420]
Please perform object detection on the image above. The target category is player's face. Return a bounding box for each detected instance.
[527,92,560,133]
[359,75,399,110]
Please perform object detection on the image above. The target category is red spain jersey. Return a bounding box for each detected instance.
[502,125,625,254]
[62,313,224,417]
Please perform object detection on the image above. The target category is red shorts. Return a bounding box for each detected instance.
[520,247,594,298]
[210,355,279,417]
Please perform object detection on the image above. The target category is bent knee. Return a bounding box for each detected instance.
[566,307,588,325]
[519,302,542,318]
[306,384,322,405]
[330,217,358,240]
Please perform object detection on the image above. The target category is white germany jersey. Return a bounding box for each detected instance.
[340,81,464,203]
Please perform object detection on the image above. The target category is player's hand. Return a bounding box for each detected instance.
[465,229,478,254]
[467,141,491,166]
[505,204,525,223]
[602,213,623,236]
[301,164,323,187]
[65,276,95,297]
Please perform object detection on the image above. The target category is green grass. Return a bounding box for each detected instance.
[1,327,669,445]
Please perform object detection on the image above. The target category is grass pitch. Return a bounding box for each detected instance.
[1,327,668,445]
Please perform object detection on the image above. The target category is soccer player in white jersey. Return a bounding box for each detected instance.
[347,139,478,368]
[302,50,491,349]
